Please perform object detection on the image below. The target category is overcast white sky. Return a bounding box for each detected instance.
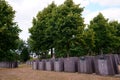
[6,0,120,41]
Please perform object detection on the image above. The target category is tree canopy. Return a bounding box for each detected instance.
[0,0,21,61]
[29,0,120,59]
[54,0,84,57]
[89,13,120,54]
[29,2,57,59]
[29,0,85,58]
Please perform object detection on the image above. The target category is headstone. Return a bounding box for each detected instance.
[118,54,120,73]
[26,61,31,65]
[32,60,38,70]
[30,61,33,65]
[0,62,18,68]
[13,62,18,68]
[118,65,120,73]
[45,59,54,71]
[0,62,5,68]
[98,59,108,75]
[9,62,12,68]
[94,54,119,75]
[78,56,95,74]
[111,54,120,74]
[54,58,64,72]
[38,60,46,70]
[64,57,79,72]
[0,62,8,68]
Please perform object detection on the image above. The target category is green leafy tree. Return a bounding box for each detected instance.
[89,13,118,54]
[109,21,120,54]
[81,28,95,55]
[20,46,30,62]
[0,0,21,61]
[29,2,57,59]
[16,39,30,62]
[54,0,84,57]
[29,0,85,58]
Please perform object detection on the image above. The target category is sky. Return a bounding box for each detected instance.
[6,0,120,41]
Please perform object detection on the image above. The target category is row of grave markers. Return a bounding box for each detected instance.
[26,54,120,76]
[0,62,18,68]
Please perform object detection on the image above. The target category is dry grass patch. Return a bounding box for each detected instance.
[0,64,119,80]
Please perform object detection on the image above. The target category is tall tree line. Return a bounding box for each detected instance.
[28,0,120,59]
[0,0,119,60]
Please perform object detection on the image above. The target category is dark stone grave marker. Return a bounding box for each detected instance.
[54,58,64,72]
[32,60,38,70]
[38,60,46,70]
[0,62,18,68]
[64,57,79,72]
[94,54,119,75]
[45,59,54,71]
[78,56,94,74]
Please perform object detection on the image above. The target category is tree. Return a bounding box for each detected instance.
[20,46,30,62]
[16,39,30,62]
[89,13,118,54]
[29,0,85,58]
[81,28,95,55]
[54,0,84,57]
[0,0,21,61]
[109,21,120,54]
[29,2,57,59]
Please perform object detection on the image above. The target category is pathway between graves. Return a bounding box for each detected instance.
[0,64,119,80]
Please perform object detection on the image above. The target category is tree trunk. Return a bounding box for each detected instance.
[100,48,103,55]
[67,42,70,58]
[87,49,92,56]
[51,48,53,58]
[67,52,69,57]
[44,52,47,59]
[41,52,44,59]
[41,52,47,59]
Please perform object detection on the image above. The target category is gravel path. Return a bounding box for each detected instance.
[0,64,120,80]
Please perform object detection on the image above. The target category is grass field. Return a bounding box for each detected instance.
[0,64,120,80]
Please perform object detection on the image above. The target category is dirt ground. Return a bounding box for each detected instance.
[0,64,120,80]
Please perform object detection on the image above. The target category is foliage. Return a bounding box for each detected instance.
[29,0,120,58]
[20,46,30,62]
[0,0,21,61]
[89,13,120,54]
[109,21,120,53]
[16,39,30,62]
[51,0,84,57]
[29,2,57,59]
